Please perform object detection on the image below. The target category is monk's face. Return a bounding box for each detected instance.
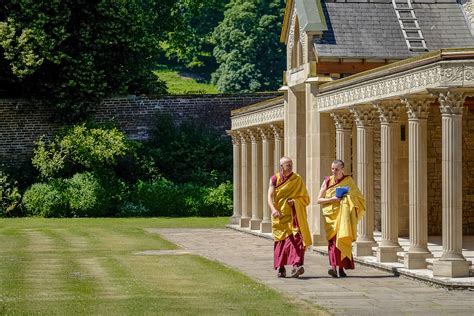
[280,159,293,175]
[331,163,344,179]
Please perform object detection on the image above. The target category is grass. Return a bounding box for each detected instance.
[155,68,219,95]
[0,217,323,315]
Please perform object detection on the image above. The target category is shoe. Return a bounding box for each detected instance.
[338,268,347,278]
[328,268,338,278]
[277,267,286,278]
[290,265,305,278]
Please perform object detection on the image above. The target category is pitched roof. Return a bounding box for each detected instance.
[314,0,474,60]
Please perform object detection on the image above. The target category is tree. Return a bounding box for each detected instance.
[162,0,229,70]
[0,0,175,119]
[211,0,285,93]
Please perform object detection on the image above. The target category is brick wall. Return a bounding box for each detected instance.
[0,93,280,165]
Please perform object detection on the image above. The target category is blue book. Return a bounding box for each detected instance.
[335,186,349,198]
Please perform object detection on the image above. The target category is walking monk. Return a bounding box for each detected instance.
[267,157,311,278]
[317,159,365,278]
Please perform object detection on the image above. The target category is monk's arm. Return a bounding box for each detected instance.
[267,179,280,218]
[317,180,340,205]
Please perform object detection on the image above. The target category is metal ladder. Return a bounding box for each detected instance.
[392,0,428,52]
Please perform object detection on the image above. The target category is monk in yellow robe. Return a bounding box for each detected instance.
[267,157,311,278]
[317,159,365,278]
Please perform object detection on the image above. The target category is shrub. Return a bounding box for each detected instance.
[23,181,68,217]
[0,170,23,217]
[202,181,233,216]
[135,178,186,216]
[66,172,106,217]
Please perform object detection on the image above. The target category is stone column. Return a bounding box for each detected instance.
[286,88,306,178]
[248,128,263,231]
[351,107,377,256]
[238,130,252,228]
[374,102,403,262]
[227,131,242,225]
[330,112,353,174]
[258,126,275,233]
[402,97,433,269]
[271,124,284,173]
[432,90,470,277]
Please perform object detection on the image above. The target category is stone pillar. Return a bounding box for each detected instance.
[402,97,433,269]
[286,88,306,179]
[351,107,377,256]
[271,124,284,174]
[330,112,353,174]
[258,126,275,233]
[227,131,241,225]
[248,129,263,231]
[238,130,252,228]
[374,102,403,262]
[432,90,470,277]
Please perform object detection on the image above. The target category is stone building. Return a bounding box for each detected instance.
[228,0,474,278]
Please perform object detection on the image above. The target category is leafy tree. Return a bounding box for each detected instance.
[0,0,175,119]
[211,0,285,92]
[162,0,229,70]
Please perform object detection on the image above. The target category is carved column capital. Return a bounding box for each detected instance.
[257,126,274,141]
[247,128,261,143]
[330,111,353,130]
[373,101,400,124]
[238,130,251,144]
[401,96,433,120]
[430,89,466,115]
[270,124,283,140]
[350,106,376,127]
[226,130,241,145]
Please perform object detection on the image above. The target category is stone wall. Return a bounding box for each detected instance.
[0,93,280,165]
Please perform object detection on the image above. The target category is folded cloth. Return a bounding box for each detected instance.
[335,186,349,198]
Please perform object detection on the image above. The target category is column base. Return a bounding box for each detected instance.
[353,240,377,256]
[250,219,262,231]
[312,233,327,246]
[240,217,250,228]
[260,221,272,233]
[404,252,433,269]
[432,259,470,278]
[230,215,241,225]
[376,245,403,263]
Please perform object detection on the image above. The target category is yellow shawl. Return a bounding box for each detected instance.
[322,175,365,261]
[271,172,312,249]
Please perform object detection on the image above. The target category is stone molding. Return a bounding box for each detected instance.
[402,97,433,120]
[317,62,474,112]
[330,111,353,130]
[373,101,400,124]
[231,104,284,130]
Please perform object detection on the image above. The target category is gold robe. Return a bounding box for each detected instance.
[271,172,312,249]
[322,175,365,261]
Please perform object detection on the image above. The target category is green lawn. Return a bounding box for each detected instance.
[155,68,218,95]
[0,217,323,315]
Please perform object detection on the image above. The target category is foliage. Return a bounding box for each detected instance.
[0,169,23,217]
[147,113,232,185]
[66,172,107,217]
[22,180,67,217]
[162,0,229,70]
[154,67,218,95]
[32,123,130,179]
[202,181,233,216]
[0,0,175,119]
[134,178,184,216]
[211,0,285,93]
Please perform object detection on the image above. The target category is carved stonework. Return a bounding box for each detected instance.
[373,101,400,124]
[231,105,284,129]
[257,126,274,141]
[238,130,251,144]
[401,97,433,120]
[350,107,376,127]
[330,112,353,130]
[288,8,297,49]
[270,124,283,140]
[226,130,240,145]
[247,128,261,143]
[441,64,463,85]
[435,90,466,115]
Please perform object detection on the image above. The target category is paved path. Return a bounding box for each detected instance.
[149,228,474,316]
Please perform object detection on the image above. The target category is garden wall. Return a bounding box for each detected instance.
[0,93,280,165]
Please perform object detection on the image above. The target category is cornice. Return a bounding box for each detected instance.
[231,101,284,130]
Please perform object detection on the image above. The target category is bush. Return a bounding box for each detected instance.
[23,181,67,217]
[66,172,107,217]
[134,178,186,216]
[202,181,233,216]
[0,170,23,217]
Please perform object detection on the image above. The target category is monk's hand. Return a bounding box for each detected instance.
[271,209,280,218]
[287,199,294,207]
[331,196,341,203]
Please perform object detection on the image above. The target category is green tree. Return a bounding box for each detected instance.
[211,0,285,93]
[162,0,229,70]
[0,0,175,119]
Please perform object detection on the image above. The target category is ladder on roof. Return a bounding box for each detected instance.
[392,0,428,52]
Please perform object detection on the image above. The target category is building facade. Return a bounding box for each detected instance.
[228,0,474,278]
